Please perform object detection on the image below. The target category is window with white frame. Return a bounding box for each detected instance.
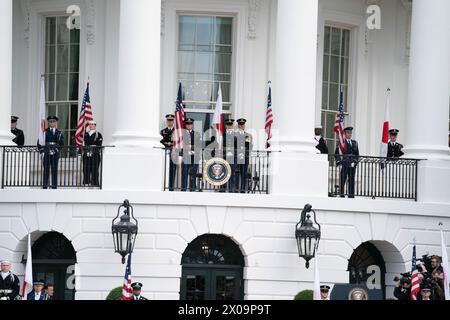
[321,25,351,153]
[177,15,233,132]
[44,16,80,146]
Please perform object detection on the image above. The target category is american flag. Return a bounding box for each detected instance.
[265,86,273,149]
[410,245,420,300]
[334,86,347,155]
[74,83,93,146]
[173,83,185,150]
[121,253,133,300]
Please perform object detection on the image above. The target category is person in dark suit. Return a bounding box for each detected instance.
[335,127,359,198]
[11,116,25,146]
[0,260,20,300]
[131,282,148,300]
[44,283,54,300]
[39,116,64,189]
[161,114,177,191]
[27,280,48,300]
[181,118,202,192]
[314,126,329,154]
[223,119,237,192]
[83,120,103,187]
[235,119,253,193]
[387,129,404,158]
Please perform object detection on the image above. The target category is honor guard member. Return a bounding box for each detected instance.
[27,280,48,300]
[131,282,148,300]
[419,284,432,301]
[314,126,329,154]
[39,116,64,189]
[83,121,103,187]
[320,285,331,300]
[11,116,25,146]
[236,119,253,193]
[0,260,20,300]
[335,127,359,198]
[44,283,54,300]
[387,129,404,158]
[223,119,237,192]
[161,114,177,191]
[181,118,202,192]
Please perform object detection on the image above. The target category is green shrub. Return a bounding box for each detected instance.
[294,290,313,300]
[106,287,123,300]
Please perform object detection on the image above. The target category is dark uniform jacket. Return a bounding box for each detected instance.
[236,131,253,164]
[11,128,25,146]
[83,131,103,151]
[182,130,202,163]
[223,130,237,164]
[0,272,20,300]
[315,136,329,154]
[160,127,175,148]
[393,286,411,300]
[387,142,404,158]
[335,139,359,165]
[38,128,64,152]
[132,295,148,300]
[27,291,48,300]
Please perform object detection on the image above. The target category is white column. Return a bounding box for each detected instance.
[271,0,328,196]
[274,0,318,153]
[112,0,161,147]
[0,0,13,145]
[404,0,450,160]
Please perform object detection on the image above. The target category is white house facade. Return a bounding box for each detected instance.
[0,0,449,300]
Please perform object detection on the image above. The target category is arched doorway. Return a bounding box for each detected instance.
[30,232,77,300]
[348,242,386,298]
[180,234,245,300]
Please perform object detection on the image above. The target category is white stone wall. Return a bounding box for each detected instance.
[1,191,449,300]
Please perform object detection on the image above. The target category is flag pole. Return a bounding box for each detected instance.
[439,222,450,300]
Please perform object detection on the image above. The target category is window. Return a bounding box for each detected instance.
[177,15,233,130]
[44,16,80,146]
[321,26,351,153]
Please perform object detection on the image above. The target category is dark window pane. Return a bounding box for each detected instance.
[47,105,56,117]
[216,18,232,45]
[323,54,329,82]
[322,83,328,109]
[70,45,80,72]
[71,104,79,129]
[46,45,56,74]
[331,27,341,55]
[215,53,231,74]
[330,56,340,83]
[196,52,212,74]
[56,74,69,101]
[57,104,70,132]
[179,16,196,45]
[57,17,70,44]
[196,17,213,46]
[46,18,56,45]
[341,57,348,84]
[70,28,80,45]
[178,51,195,73]
[324,26,330,54]
[69,74,79,101]
[57,45,69,73]
[326,113,336,139]
[342,29,350,57]
[329,83,339,111]
[46,75,56,102]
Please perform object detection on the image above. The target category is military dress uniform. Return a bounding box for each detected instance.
[0,265,20,300]
[315,136,329,154]
[235,119,253,193]
[181,119,202,192]
[335,127,359,198]
[131,282,148,300]
[223,120,237,192]
[11,116,25,146]
[161,115,177,191]
[83,128,103,186]
[387,129,404,158]
[39,116,64,189]
[27,280,48,300]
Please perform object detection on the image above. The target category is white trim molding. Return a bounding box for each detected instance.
[20,0,32,48]
[247,0,260,39]
[85,0,95,45]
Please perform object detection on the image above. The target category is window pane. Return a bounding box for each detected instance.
[342,29,350,57]
[330,56,340,83]
[69,74,79,101]
[341,57,348,84]
[57,17,70,44]
[322,54,329,82]
[329,83,339,111]
[196,17,213,46]
[179,16,196,45]
[322,83,328,109]
[45,46,56,74]
[324,26,330,54]
[70,45,80,72]
[46,75,55,102]
[215,53,231,74]
[196,52,212,74]
[178,51,195,73]
[47,105,56,117]
[70,28,80,45]
[57,45,69,73]
[56,74,68,101]
[326,113,336,139]
[71,104,79,129]
[216,18,232,45]
[331,27,341,55]
[46,18,56,45]
[57,104,70,132]
[192,81,212,101]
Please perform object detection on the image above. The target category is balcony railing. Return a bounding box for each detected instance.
[1,146,105,189]
[163,149,271,194]
[328,155,420,201]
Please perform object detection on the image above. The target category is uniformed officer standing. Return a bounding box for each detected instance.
[223,119,237,192]
[0,260,20,300]
[161,115,177,191]
[335,127,359,198]
[39,116,64,189]
[27,280,48,300]
[11,116,25,146]
[314,126,329,154]
[320,285,331,300]
[181,118,202,192]
[387,129,404,158]
[83,120,103,187]
[235,119,253,193]
[131,282,148,300]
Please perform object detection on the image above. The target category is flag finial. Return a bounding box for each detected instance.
[387,88,391,92]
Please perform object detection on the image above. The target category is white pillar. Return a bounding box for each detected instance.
[271,0,328,196]
[112,0,161,147]
[102,0,164,191]
[0,0,13,145]
[404,0,450,160]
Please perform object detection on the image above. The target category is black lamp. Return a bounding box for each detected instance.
[112,200,138,264]
[295,204,321,269]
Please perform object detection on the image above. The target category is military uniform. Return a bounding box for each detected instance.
[235,119,253,193]
[320,285,331,300]
[335,127,359,198]
[27,280,48,300]
[161,115,177,191]
[83,123,103,187]
[131,282,148,300]
[0,262,20,300]
[222,119,237,192]
[315,136,329,154]
[181,119,202,192]
[387,129,404,158]
[38,116,64,189]
[11,116,25,146]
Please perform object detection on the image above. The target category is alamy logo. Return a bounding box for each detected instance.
[366,5,381,30]
[66,5,81,30]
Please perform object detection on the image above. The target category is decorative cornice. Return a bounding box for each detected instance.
[86,0,95,45]
[20,0,32,48]
[248,0,260,39]
[161,0,166,36]
[400,0,413,10]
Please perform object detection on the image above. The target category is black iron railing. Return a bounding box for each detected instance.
[328,155,420,201]
[163,149,271,194]
[1,146,105,189]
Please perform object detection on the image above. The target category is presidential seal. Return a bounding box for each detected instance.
[203,158,232,187]
[348,287,369,300]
